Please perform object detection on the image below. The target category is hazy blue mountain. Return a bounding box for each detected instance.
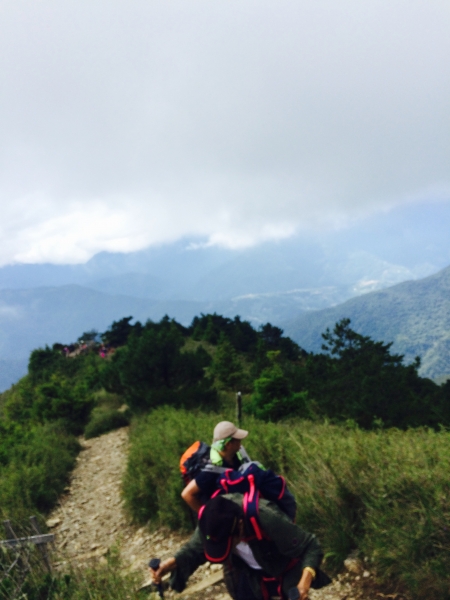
[0,283,318,364]
[0,240,232,294]
[77,237,434,306]
[0,359,28,392]
[85,272,174,300]
[1,262,450,391]
[2,200,450,299]
[0,285,204,359]
[283,265,450,380]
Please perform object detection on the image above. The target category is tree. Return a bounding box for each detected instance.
[304,318,441,428]
[101,316,135,347]
[259,323,301,360]
[210,334,246,390]
[249,351,308,421]
[102,319,216,410]
[28,346,64,382]
[77,329,99,343]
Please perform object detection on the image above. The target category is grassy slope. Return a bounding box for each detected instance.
[124,405,450,600]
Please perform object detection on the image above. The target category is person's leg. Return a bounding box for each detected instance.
[223,559,262,600]
[235,571,260,600]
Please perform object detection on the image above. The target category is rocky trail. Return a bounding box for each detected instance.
[46,428,381,599]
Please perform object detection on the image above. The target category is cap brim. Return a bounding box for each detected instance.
[233,428,248,440]
[203,535,233,563]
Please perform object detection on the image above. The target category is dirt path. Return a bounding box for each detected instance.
[46,428,377,600]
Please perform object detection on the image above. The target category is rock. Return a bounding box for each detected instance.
[46,517,61,528]
[344,557,364,574]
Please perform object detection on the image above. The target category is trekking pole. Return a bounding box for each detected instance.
[148,558,164,598]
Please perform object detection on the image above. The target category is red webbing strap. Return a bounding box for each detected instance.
[243,474,265,540]
[277,475,286,500]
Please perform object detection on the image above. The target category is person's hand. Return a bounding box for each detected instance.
[149,557,176,584]
[297,586,309,600]
[296,567,314,600]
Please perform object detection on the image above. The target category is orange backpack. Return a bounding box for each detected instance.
[179,441,211,485]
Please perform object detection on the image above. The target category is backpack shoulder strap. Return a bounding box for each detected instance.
[242,473,264,541]
[237,445,252,463]
[200,463,228,475]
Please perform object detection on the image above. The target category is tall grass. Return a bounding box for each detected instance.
[123,407,219,529]
[0,422,80,522]
[0,543,141,600]
[124,407,450,599]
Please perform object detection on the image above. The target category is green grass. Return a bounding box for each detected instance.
[0,544,141,600]
[124,407,450,599]
[84,407,130,439]
[0,422,80,522]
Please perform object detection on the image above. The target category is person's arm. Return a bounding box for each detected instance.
[167,525,207,593]
[258,502,323,569]
[181,479,202,512]
[296,566,315,599]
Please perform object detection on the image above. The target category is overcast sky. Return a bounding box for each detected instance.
[1,0,449,265]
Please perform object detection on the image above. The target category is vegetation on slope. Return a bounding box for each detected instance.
[125,406,450,599]
[284,264,450,379]
[2,311,450,598]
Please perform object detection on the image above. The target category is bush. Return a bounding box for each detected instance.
[0,422,80,520]
[84,408,130,439]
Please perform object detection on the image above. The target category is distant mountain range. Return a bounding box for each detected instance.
[1,261,450,390]
[283,265,450,380]
[1,202,450,390]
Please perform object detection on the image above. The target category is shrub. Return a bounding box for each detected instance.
[0,422,80,520]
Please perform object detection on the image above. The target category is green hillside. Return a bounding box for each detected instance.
[284,264,450,379]
[2,312,450,599]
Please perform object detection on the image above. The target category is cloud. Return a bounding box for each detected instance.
[0,0,449,264]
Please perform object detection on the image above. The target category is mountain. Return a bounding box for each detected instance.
[0,219,444,302]
[283,265,450,380]
[0,285,209,360]
[2,201,450,390]
[0,359,29,392]
[2,263,450,390]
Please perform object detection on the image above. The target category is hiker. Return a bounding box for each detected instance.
[181,421,250,512]
[181,420,297,520]
[149,494,330,600]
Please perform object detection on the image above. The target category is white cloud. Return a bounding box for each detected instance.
[0,0,449,265]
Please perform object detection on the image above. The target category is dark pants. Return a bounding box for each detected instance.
[223,557,280,600]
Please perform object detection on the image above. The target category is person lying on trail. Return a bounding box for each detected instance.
[149,494,330,600]
[181,420,297,520]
